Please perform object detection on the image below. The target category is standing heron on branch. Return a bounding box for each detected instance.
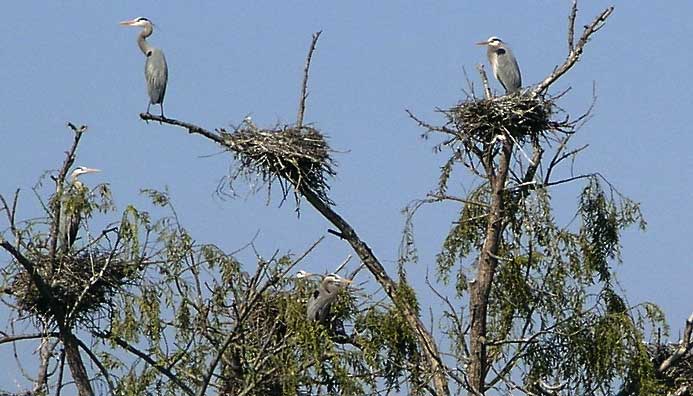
[120,17,168,117]
[60,166,100,250]
[477,36,522,94]
[301,272,353,323]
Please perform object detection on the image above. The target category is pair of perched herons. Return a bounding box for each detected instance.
[119,17,522,117]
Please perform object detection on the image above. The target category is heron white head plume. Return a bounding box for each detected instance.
[70,166,100,182]
[119,17,154,28]
[476,36,503,47]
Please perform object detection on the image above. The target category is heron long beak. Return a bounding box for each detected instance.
[475,40,489,46]
[82,167,101,174]
[119,19,136,27]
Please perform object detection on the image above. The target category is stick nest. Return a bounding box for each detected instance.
[11,251,138,326]
[648,343,693,389]
[219,121,336,205]
[447,94,555,144]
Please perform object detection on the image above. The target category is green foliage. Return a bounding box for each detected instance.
[436,184,489,290]
[356,303,421,393]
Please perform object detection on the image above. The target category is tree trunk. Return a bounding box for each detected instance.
[61,330,94,396]
[468,141,513,395]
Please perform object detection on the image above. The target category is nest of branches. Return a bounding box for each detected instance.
[11,251,138,325]
[446,94,555,145]
[219,121,336,205]
[648,343,693,388]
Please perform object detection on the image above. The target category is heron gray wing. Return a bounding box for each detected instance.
[495,48,522,93]
[307,289,334,322]
[145,49,168,105]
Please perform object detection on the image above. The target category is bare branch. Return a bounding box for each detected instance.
[55,348,66,396]
[297,31,322,129]
[533,6,614,94]
[140,113,225,145]
[94,331,194,396]
[33,338,58,395]
[0,332,59,345]
[567,0,578,51]
[477,64,492,99]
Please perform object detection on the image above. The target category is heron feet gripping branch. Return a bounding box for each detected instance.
[477,36,522,95]
[120,17,168,119]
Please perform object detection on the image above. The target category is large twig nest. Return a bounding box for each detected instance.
[11,251,138,326]
[648,343,693,390]
[219,120,336,205]
[448,94,555,144]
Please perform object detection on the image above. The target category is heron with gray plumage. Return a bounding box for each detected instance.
[476,36,522,95]
[120,17,168,117]
[60,166,100,250]
[303,272,353,322]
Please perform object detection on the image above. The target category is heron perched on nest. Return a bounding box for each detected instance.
[477,36,522,94]
[60,166,100,250]
[297,271,353,322]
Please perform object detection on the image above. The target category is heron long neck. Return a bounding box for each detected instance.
[137,25,154,56]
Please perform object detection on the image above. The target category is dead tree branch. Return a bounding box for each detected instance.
[297,31,322,129]
[533,6,614,94]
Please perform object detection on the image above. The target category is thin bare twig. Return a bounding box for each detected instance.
[297,31,323,129]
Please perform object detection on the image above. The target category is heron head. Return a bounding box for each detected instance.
[322,273,353,292]
[70,166,100,180]
[476,36,504,47]
[119,17,153,29]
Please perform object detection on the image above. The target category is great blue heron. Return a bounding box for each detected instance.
[476,36,522,94]
[120,17,168,116]
[305,273,353,322]
[60,166,100,250]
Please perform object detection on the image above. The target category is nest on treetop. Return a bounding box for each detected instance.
[219,120,336,205]
[446,94,556,145]
[11,251,138,326]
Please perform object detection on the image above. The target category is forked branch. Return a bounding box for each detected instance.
[533,5,614,94]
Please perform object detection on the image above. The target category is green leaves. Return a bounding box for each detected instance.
[436,184,489,288]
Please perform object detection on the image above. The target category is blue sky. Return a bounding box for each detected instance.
[1,0,691,388]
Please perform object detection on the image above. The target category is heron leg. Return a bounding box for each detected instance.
[159,104,165,124]
[146,103,151,114]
